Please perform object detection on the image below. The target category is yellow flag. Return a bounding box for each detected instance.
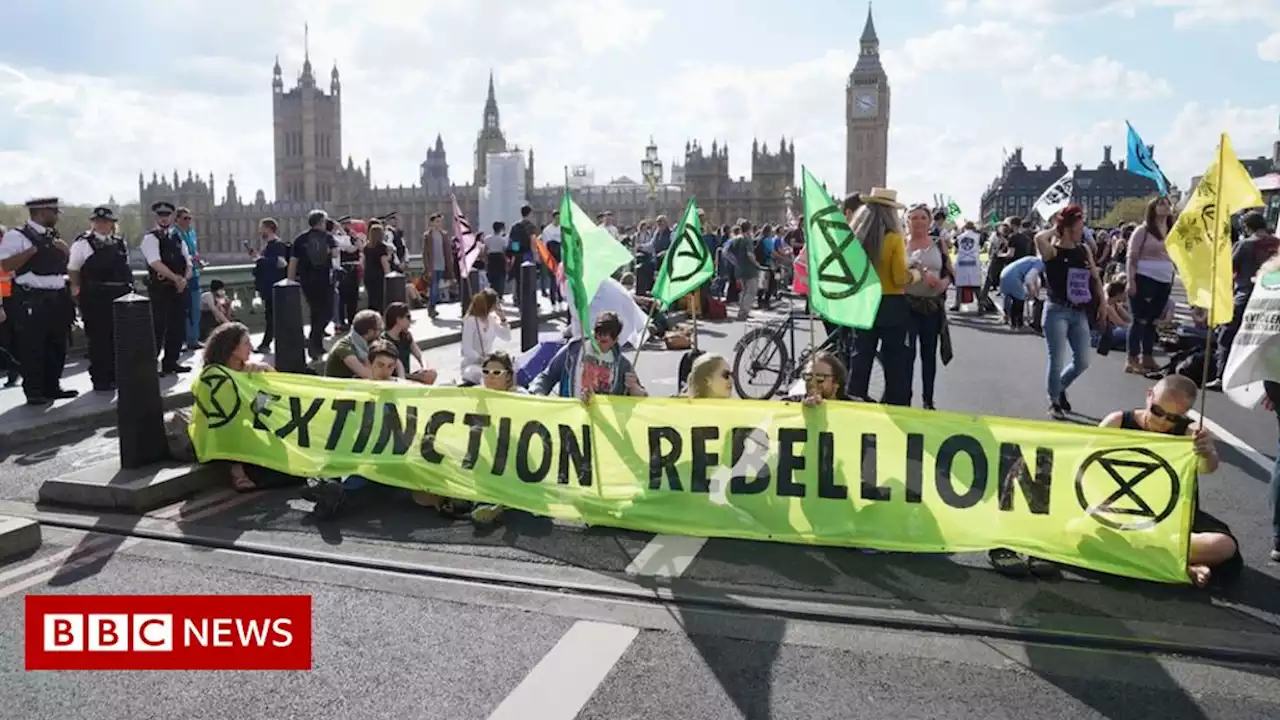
[1166,133,1263,326]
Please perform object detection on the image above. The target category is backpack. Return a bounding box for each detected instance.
[305,231,331,270]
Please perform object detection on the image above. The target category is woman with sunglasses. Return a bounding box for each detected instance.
[684,353,733,400]
[1100,375,1236,588]
[785,350,850,406]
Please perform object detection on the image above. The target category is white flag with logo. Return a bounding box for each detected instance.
[1032,171,1074,222]
[1222,267,1280,408]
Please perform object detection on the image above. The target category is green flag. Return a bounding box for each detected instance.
[801,167,882,329]
[558,190,634,343]
[947,198,962,221]
[651,198,712,308]
[987,209,999,225]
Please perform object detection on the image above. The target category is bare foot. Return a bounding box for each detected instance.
[229,463,257,493]
[1188,564,1212,588]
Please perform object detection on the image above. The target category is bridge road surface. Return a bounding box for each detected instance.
[3,298,1280,719]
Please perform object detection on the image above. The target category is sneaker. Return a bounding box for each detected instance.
[1271,538,1280,562]
[1048,403,1066,420]
[1205,378,1223,391]
[1057,392,1072,413]
[311,479,346,520]
[988,549,1030,578]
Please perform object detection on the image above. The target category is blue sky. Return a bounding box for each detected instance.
[2,0,1278,219]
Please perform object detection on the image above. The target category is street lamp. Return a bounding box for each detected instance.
[784,185,794,225]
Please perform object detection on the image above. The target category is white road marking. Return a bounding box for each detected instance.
[1189,410,1273,474]
[486,621,638,720]
[624,535,708,578]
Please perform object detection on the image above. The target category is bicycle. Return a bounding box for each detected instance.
[731,308,885,400]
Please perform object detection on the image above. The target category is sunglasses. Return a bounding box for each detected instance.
[1149,404,1191,428]
[802,372,833,381]
[482,368,508,377]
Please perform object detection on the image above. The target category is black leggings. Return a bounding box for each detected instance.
[1127,274,1172,358]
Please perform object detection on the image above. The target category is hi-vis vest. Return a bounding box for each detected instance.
[0,268,11,298]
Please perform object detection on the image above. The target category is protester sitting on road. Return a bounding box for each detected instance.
[382,302,438,385]
[786,350,851,406]
[199,322,300,493]
[1094,280,1131,353]
[324,309,384,379]
[460,288,511,386]
[198,279,232,341]
[846,190,915,406]
[1099,375,1239,588]
[685,353,733,400]
[531,311,647,402]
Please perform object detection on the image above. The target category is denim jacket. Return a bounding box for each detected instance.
[530,338,638,398]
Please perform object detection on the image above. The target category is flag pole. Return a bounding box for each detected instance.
[1198,135,1227,421]
[691,292,699,351]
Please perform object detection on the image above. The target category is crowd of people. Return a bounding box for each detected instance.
[3,187,1277,589]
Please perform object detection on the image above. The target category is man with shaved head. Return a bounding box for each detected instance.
[1099,375,1239,588]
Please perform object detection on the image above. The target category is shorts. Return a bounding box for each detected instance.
[1193,509,1243,586]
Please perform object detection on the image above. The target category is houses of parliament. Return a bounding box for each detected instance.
[138,7,891,260]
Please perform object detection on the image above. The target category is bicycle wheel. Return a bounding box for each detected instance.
[733,326,790,399]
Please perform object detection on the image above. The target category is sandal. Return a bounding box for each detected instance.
[1026,557,1060,578]
[471,504,504,525]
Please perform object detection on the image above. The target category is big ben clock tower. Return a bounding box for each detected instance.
[846,4,890,195]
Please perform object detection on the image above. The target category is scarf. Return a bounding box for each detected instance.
[349,332,370,363]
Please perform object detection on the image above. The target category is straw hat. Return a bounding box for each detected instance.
[862,187,904,209]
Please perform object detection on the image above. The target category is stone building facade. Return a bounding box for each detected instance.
[979,146,1164,225]
[140,9,890,262]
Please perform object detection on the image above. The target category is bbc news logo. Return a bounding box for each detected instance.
[25,595,311,670]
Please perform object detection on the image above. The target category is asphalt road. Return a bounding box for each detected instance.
[3,296,1280,718]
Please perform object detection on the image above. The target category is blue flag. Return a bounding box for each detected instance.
[1125,120,1169,196]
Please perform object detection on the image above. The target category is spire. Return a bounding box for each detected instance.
[860,2,878,45]
[486,70,497,108]
[434,133,444,152]
[300,23,314,84]
[482,70,500,130]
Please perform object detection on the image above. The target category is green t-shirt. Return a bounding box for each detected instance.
[324,335,359,378]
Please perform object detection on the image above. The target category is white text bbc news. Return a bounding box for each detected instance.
[43,614,295,652]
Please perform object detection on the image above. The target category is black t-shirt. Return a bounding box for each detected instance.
[509,219,536,255]
[1044,244,1091,307]
[293,229,335,283]
[364,243,389,282]
[1007,232,1035,260]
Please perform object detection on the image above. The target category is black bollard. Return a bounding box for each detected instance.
[519,261,538,351]
[466,270,481,305]
[113,293,168,470]
[384,272,407,309]
[273,279,307,374]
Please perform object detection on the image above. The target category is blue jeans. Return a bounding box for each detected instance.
[1043,303,1091,399]
[428,270,444,307]
[186,277,202,346]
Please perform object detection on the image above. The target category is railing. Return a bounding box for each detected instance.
[116,258,426,334]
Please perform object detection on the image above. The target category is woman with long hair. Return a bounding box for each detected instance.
[903,203,953,410]
[363,221,393,313]
[1037,205,1102,419]
[845,188,915,405]
[1124,196,1176,373]
[685,353,734,400]
[459,288,510,385]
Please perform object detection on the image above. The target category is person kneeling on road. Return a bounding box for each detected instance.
[308,340,501,525]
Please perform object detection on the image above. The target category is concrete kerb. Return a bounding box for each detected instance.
[1,307,565,448]
[0,515,41,562]
[39,461,223,514]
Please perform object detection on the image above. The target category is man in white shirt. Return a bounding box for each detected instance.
[0,197,77,404]
[140,200,193,375]
[603,211,621,241]
[68,206,133,392]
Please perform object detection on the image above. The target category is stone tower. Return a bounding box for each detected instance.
[420,133,450,196]
[272,25,342,204]
[474,71,508,187]
[845,4,890,196]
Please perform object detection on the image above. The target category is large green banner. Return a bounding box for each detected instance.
[191,369,1200,584]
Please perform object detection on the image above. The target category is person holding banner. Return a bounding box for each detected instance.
[1036,205,1102,419]
[1099,376,1238,588]
[785,351,850,405]
[1207,211,1278,390]
[530,311,646,401]
[684,353,733,400]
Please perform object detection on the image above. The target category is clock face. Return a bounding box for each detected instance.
[856,93,877,112]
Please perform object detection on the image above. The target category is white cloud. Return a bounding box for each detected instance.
[1159,102,1280,182]
[1259,30,1280,61]
[942,0,1138,23]
[1006,55,1171,100]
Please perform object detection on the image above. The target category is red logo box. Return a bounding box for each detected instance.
[25,595,312,671]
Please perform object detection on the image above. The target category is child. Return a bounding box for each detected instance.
[1094,279,1131,354]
